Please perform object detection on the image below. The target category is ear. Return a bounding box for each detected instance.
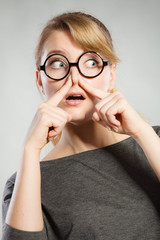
[36,70,45,95]
[108,64,116,92]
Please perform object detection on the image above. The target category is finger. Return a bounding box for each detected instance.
[48,116,68,137]
[39,106,72,128]
[92,112,116,131]
[48,107,72,122]
[96,98,118,123]
[79,78,108,100]
[107,113,120,127]
[48,110,72,133]
[92,112,100,122]
[99,100,122,126]
[48,125,62,138]
[95,91,119,111]
[47,77,72,106]
[106,101,125,127]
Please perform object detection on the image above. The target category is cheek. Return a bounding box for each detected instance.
[85,70,110,92]
[42,77,65,100]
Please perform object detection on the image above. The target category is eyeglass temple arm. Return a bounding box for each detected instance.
[104,61,109,66]
[39,65,45,71]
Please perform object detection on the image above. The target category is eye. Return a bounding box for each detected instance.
[85,59,98,68]
[49,60,66,69]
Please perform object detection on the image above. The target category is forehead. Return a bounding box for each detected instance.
[41,30,84,63]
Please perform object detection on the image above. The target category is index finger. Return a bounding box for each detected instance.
[79,78,108,100]
[47,77,72,106]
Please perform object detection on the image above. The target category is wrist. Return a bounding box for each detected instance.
[23,142,41,156]
[132,122,153,142]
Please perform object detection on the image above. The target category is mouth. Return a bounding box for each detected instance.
[65,92,86,106]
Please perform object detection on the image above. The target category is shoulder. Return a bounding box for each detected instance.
[2,172,17,226]
[153,126,160,137]
[3,172,17,201]
[5,172,16,186]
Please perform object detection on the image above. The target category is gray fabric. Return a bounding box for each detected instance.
[2,126,160,240]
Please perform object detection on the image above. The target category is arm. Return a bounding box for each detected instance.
[79,78,160,180]
[5,147,43,231]
[3,78,72,234]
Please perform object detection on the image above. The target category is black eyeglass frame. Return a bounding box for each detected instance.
[39,51,109,81]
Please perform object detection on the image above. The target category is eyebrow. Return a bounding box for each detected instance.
[47,50,68,57]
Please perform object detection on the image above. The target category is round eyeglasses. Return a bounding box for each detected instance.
[39,51,109,81]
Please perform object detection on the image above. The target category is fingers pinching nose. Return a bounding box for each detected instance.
[47,76,72,107]
[79,78,108,100]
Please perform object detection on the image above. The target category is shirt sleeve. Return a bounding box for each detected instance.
[2,173,48,240]
[154,126,160,137]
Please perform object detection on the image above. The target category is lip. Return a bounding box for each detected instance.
[64,91,86,106]
[65,91,86,100]
[65,99,84,106]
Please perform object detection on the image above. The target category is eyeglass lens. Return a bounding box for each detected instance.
[44,52,104,80]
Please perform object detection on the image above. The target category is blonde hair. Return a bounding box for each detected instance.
[35,12,120,145]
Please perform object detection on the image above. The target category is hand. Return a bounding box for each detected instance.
[79,78,147,137]
[24,78,72,151]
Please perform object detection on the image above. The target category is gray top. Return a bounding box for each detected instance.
[2,126,160,240]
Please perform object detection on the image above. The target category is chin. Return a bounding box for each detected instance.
[68,111,94,126]
[60,100,95,124]
[69,118,92,126]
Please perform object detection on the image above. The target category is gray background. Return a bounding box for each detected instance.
[0,0,160,235]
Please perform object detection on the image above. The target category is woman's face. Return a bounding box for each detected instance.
[37,30,115,125]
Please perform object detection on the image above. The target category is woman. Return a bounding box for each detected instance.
[2,12,160,240]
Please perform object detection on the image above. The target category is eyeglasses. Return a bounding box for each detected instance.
[39,51,109,81]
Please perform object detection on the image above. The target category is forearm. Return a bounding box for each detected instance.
[133,124,160,180]
[5,145,43,231]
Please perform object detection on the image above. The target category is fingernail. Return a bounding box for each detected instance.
[93,112,100,121]
[92,116,97,122]
[68,115,72,122]
[112,127,118,132]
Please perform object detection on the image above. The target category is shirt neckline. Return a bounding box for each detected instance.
[40,136,132,167]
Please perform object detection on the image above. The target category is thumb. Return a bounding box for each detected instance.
[92,112,100,122]
[67,114,72,122]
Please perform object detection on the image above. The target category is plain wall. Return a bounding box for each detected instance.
[0,0,160,236]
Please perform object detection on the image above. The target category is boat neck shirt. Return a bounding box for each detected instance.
[2,126,160,240]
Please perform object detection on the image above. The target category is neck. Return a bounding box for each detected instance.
[60,120,126,154]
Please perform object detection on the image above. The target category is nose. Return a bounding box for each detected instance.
[69,65,81,85]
